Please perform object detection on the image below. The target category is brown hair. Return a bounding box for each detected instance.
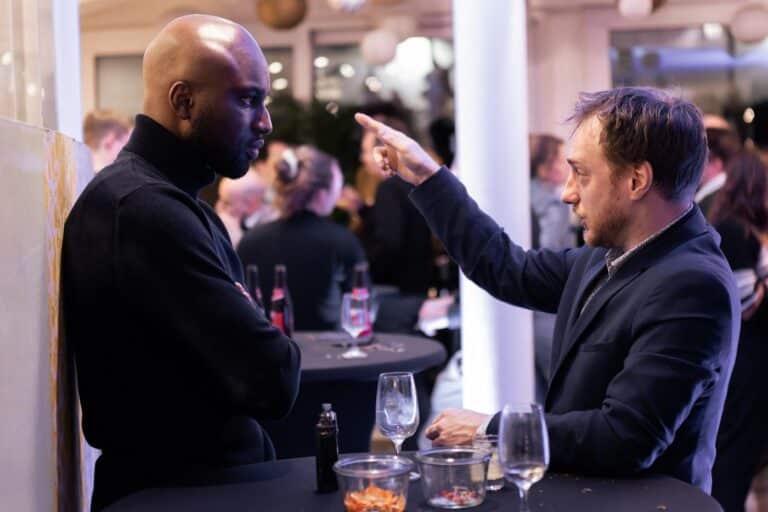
[274,145,337,217]
[529,134,564,178]
[82,109,131,150]
[706,127,741,167]
[569,87,707,200]
[709,151,768,234]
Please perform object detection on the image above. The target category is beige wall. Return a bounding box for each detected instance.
[527,1,757,140]
[0,117,92,512]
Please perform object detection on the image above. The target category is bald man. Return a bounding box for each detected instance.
[61,15,300,509]
[216,171,275,247]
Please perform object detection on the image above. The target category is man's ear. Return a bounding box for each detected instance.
[629,161,653,200]
[168,81,193,120]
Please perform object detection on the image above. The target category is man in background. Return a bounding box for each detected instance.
[216,171,277,247]
[82,109,132,172]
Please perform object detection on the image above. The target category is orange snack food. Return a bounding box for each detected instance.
[344,484,406,512]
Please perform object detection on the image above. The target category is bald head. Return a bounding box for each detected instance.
[218,172,268,218]
[142,15,273,178]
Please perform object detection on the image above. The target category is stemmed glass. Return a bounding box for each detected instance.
[498,403,549,512]
[376,372,420,479]
[340,292,369,359]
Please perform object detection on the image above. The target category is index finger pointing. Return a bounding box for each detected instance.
[354,113,385,133]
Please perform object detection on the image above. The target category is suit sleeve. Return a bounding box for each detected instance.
[410,168,579,313]
[116,186,301,420]
[540,269,736,474]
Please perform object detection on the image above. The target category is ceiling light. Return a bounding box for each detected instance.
[314,56,329,69]
[269,61,283,74]
[272,78,289,91]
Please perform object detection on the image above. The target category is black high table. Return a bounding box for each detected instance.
[260,331,446,458]
[105,455,723,511]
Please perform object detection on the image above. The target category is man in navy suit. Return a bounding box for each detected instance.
[355,87,740,492]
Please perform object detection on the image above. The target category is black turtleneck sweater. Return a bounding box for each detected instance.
[61,115,301,509]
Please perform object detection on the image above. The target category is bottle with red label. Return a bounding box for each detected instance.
[351,261,373,339]
[270,264,294,337]
[245,264,264,312]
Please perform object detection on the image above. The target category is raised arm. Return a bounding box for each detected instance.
[354,112,578,312]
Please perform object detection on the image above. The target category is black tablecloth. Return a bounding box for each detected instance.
[261,332,446,458]
[106,455,723,512]
[294,331,446,381]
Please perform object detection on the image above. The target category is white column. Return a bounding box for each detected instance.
[452,0,534,412]
[50,0,82,140]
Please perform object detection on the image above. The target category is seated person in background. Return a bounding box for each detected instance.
[82,109,132,172]
[215,171,276,248]
[237,146,366,330]
[709,152,768,512]
[355,86,739,492]
[62,15,301,510]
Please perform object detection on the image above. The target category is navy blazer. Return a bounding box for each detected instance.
[411,169,739,492]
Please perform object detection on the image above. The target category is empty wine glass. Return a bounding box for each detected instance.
[498,403,549,512]
[340,292,369,359]
[376,372,420,479]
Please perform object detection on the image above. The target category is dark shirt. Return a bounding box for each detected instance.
[61,115,301,509]
[237,210,365,330]
[710,215,768,512]
[367,176,437,294]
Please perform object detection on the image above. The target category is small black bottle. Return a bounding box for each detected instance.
[315,403,339,493]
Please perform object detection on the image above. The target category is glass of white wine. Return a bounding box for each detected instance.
[340,292,369,359]
[376,371,420,479]
[498,403,549,512]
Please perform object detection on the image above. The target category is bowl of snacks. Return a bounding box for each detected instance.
[415,447,491,509]
[333,454,414,512]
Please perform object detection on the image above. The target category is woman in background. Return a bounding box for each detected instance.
[709,151,768,512]
[237,146,365,330]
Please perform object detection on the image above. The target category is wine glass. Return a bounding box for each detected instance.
[376,372,420,479]
[498,403,549,512]
[340,292,369,359]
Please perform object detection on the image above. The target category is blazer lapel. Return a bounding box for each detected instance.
[547,205,712,396]
[549,254,605,369]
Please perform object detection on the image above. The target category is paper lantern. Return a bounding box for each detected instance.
[360,29,399,66]
[257,0,307,30]
[327,0,366,12]
[617,0,665,18]
[730,4,768,44]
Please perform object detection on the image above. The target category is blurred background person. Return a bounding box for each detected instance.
[215,171,276,248]
[252,138,291,190]
[709,152,768,512]
[529,133,577,402]
[360,104,441,296]
[697,123,742,217]
[529,133,574,250]
[82,109,132,172]
[237,146,365,330]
